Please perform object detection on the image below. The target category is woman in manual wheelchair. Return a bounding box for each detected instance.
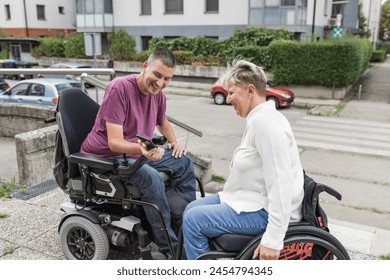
[179,59,350,261]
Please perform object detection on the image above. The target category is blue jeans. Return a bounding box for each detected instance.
[182,194,269,260]
[126,148,196,252]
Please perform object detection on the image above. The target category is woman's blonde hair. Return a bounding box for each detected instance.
[220,59,267,97]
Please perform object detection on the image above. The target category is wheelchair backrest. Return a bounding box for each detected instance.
[56,88,99,179]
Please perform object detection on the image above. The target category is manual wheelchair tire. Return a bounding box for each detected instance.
[236,225,350,260]
[60,216,110,260]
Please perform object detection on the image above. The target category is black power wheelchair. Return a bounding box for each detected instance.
[54,88,350,260]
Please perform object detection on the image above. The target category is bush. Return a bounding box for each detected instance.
[64,34,87,58]
[172,50,195,65]
[371,49,387,62]
[32,37,65,57]
[269,37,372,87]
[107,30,136,61]
[378,42,390,54]
[233,46,272,70]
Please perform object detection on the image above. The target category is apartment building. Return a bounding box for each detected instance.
[75,0,370,52]
[0,1,381,57]
[0,0,76,38]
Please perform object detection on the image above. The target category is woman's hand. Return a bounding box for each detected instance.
[252,244,280,260]
[167,142,186,158]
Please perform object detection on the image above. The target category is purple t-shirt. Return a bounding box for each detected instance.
[80,74,166,159]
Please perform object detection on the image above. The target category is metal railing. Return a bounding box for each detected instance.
[0,68,203,147]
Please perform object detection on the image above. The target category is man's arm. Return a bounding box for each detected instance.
[106,121,164,161]
[157,117,186,158]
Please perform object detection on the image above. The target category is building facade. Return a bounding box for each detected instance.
[0,0,76,38]
[1,0,381,56]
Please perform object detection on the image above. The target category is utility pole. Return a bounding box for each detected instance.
[311,0,317,42]
[23,0,29,37]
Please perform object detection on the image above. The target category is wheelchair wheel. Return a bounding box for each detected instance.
[60,216,110,260]
[236,225,350,260]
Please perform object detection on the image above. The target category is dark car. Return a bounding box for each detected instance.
[0,78,86,107]
[210,79,295,109]
[0,79,10,93]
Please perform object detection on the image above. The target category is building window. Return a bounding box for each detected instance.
[85,0,94,14]
[165,0,183,14]
[141,36,152,50]
[104,0,113,13]
[59,6,65,14]
[205,0,218,13]
[265,0,279,6]
[76,0,84,14]
[141,0,151,15]
[5,4,11,20]
[281,0,295,6]
[249,9,263,25]
[264,7,279,25]
[37,5,46,20]
[250,0,263,8]
[21,43,31,53]
[281,8,295,25]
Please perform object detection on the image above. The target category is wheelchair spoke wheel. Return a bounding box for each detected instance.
[60,216,109,260]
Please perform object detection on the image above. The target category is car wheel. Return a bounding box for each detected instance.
[267,96,280,109]
[214,93,226,105]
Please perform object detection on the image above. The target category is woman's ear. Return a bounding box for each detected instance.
[247,84,256,97]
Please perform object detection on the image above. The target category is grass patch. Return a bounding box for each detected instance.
[212,175,226,184]
[3,245,15,255]
[0,213,9,219]
[380,255,390,260]
[0,177,26,199]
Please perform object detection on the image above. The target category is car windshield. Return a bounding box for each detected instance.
[55,83,81,92]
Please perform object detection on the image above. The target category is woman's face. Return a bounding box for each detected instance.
[226,82,252,118]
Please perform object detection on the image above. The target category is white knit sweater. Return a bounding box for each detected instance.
[219,100,304,250]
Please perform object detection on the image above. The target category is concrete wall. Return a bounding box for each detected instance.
[15,125,57,187]
[0,103,55,186]
[0,103,54,137]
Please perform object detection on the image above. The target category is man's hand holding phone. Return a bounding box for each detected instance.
[136,134,164,161]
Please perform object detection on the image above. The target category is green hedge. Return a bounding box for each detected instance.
[371,49,387,62]
[378,42,390,54]
[269,37,372,87]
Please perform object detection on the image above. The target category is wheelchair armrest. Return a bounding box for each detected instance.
[69,153,117,170]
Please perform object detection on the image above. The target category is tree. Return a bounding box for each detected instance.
[107,30,136,61]
[64,34,87,58]
[358,3,370,38]
[380,0,390,41]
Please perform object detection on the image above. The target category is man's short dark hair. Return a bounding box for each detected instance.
[148,48,176,68]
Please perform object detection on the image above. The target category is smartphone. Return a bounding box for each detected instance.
[136,134,157,151]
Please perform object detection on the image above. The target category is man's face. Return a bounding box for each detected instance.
[140,59,174,95]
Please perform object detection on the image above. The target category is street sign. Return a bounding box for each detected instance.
[84,33,102,56]
[332,27,344,39]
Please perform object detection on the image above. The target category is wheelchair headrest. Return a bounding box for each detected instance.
[57,88,99,178]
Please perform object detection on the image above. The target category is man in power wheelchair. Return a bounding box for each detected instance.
[56,48,197,260]
[55,86,350,260]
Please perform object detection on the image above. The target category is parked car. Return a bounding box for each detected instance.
[0,78,86,107]
[210,79,295,109]
[38,63,93,87]
[0,78,10,93]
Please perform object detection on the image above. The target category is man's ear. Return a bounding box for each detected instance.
[142,61,148,70]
